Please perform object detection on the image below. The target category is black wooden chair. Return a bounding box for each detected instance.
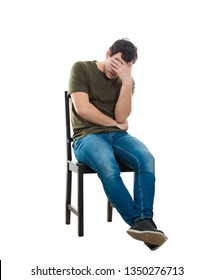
[64,91,134,236]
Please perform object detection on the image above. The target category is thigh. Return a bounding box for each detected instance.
[73,134,119,174]
[113,133,155,173]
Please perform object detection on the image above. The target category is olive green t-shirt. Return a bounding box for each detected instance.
[68,61,135,140]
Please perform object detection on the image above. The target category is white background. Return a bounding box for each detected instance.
[0,0,213,279]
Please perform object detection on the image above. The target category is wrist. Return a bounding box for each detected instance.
[121,78,132,87]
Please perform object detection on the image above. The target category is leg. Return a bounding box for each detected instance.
[73,133,136,225]
[112,132,167,247]
[78,169,84,237]
[65,163,72,224]
[113,132,155,222]
[107,200,113,222]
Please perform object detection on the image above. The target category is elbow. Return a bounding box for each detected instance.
[115,116,127,124]
[115,110,131,124]
[75,106,88,118]
[74,105,82,116]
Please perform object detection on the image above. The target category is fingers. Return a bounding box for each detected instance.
[110,57,127,75]
[111,57,125,67]
[110,55,132,82]
[110,59,121,71]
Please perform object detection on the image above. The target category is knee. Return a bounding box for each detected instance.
[139,151,155,174]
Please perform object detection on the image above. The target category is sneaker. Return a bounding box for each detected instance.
[127,218,167,245]
[144,236,168,251]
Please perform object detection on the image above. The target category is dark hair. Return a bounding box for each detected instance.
[109,38,138,63]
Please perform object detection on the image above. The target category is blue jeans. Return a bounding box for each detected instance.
[73,132,155,226]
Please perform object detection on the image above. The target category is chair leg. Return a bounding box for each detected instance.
[77,170,84,236]
[65,164,72,224]
[107,200,113,222]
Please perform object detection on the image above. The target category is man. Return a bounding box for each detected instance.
[68,39,167,250]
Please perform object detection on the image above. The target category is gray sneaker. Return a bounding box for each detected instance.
[127,218,167,245]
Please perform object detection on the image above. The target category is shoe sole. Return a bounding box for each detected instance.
[127,229,167,245]
[145,236,168,251]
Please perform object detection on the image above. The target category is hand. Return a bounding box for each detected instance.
[110,54,132,84]
[115,120,128,131]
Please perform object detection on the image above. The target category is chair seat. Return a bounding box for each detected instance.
[68,160,133,174]
[68,160,96,173]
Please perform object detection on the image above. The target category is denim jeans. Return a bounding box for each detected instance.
[73,132,155,226]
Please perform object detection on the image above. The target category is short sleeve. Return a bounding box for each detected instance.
[68,62,89,96]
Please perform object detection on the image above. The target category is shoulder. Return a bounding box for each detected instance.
[71,61,95,71]
[71,61,98,81]
[71,61,86,73]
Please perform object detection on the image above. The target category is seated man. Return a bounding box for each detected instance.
[68,38,167,250]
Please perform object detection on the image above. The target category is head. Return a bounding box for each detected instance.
[109,38,138,64]
[103,38,138,79]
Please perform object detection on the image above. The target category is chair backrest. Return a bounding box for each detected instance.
[64,91,72,161]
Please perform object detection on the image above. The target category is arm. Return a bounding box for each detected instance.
[71,92,128,130]
[111,56,133,123]
[114,81,132,123]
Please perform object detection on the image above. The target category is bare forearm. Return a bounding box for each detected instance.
[71,92,116,127]
[114,82,132,123]
[76,102,128,130]
[76,102,117,127]
[71,92,128,130]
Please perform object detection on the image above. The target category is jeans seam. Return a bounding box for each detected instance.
[113,144,141,170]
[113,145,144,216]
